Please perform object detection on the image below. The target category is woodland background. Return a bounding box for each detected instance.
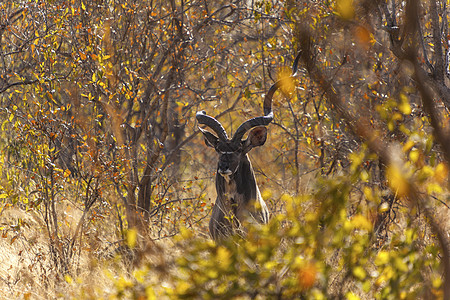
[0,0,449,299]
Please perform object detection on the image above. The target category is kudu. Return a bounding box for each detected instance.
[197,53,300,241]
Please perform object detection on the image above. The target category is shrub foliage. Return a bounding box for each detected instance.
[0,0,449,299]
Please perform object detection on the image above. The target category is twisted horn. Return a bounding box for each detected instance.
[196,111,228,140]
[231,51,302,143]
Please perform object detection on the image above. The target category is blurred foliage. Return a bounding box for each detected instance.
[0,0,448,299]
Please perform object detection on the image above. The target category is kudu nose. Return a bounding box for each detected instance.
[218,161,232,176]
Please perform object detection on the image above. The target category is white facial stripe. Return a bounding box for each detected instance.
[219,169,232,175]
[220,152,235,155]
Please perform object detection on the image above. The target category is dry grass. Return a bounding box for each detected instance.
[0,184,448,299]
[0,201,203,299]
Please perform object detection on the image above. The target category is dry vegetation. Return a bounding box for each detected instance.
[0,0,450,299]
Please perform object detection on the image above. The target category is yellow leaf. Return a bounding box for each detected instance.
[405,228,416,244]
[336,0,355,20]
[434,163,448,183]
[127,228,137,248]
[394,257,408,272]
[409,149,419,163]
[375,251,389,266]
[427,183,443,194]
[278,74,295,95]
[432,275,442,288]
[65,275,73,284]
[297,262,318,290]
[352,266,366,280]
[363,187,373,201]
[217,246,232,269]
[418,165,434,182]
[146,286,157,300]
[360,169,369,182]
[351,215,372,231]
[133,267,147,283]
[402,140,414,152]
[354,26,371,49]
[386,165,409,197]
[261,189,272,201]
[178,226,192,239]
[399,93,412,114]
[175,281,190,294]
[346,292,361,300]
[63,169,71,178]
[280,193,293,203]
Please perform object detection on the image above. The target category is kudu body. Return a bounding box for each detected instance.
[197,54,300,241]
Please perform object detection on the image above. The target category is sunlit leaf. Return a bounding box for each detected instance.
[65,275,73,284]
[386,164,409,197]
[354,26,372,49]
[127,228,137,248]
[375,251,389,266]
[336,0,355,20]
[352,266,366,280]
[297,262,317,290]
[351,215,372,231]
[346,292,361,300]
[434,163,448,183]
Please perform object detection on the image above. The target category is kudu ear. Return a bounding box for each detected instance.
[199,127,219,148]
[243,126,267,152]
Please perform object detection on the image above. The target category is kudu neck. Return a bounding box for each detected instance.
[216,154,257,196]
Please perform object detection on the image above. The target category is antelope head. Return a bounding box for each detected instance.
[197,116,272,180]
